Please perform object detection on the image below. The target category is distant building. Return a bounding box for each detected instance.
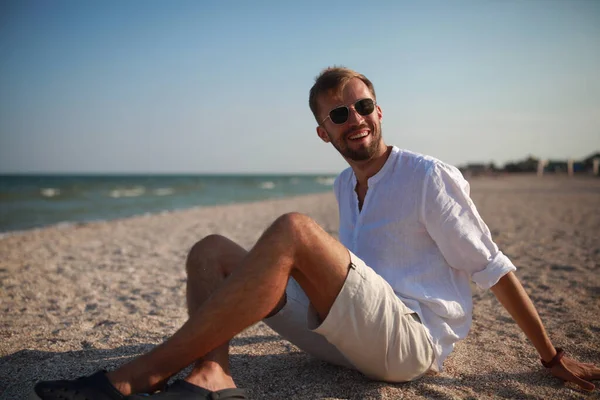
[545,160,569,174]
[582,152,600,175]
[543,152,599,175]
[458,151,600,177]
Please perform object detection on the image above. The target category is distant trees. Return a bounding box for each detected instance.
[503,155,538,173]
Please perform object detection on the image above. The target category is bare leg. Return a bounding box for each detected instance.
[108,213,352,395]
[182,235,245,392]
[181,234,286,391]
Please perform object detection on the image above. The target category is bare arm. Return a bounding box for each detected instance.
[490,271,600,391]
[489,271,556,361]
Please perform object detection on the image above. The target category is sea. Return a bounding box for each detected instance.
[0,174,338,234]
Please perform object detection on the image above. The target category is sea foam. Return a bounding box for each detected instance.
[316,177,335,186]
[259,181,275,189]
[40,188,61,197]
[153,188,175,196]
[109,186,146,198]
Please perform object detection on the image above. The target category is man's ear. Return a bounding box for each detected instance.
[376,104,383,121]
[316,126,330,143]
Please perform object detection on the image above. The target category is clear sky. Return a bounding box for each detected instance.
[1,0,599,174]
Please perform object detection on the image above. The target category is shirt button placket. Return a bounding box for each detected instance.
[353,210,361,249]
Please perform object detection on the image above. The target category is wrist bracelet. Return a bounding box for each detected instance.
[541,347,565,368]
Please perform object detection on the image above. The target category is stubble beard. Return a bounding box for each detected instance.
[328,121,383,162]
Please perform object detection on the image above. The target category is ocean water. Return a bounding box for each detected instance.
[0,174,337,233]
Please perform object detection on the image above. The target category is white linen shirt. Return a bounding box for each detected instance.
[333,146,516,371]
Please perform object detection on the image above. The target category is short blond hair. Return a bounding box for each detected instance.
[308,66,376,123]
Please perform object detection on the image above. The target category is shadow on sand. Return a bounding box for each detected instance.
[1,335,573,400]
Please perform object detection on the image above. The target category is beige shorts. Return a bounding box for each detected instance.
[264,250,434,382]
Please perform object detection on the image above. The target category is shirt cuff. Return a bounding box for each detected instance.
[471,251,517,289]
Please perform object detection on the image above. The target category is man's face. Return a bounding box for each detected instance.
[316,78,383,162]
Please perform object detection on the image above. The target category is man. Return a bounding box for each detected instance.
[32,67,599,399]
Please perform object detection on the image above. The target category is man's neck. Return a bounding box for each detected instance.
[348,144,392,187]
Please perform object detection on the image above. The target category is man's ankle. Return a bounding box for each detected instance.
[105,370,133,396]
[185,361,236,392]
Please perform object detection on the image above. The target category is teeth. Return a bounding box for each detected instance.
[349,131,369,140]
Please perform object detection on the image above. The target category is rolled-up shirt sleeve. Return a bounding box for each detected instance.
[420,162,516,289]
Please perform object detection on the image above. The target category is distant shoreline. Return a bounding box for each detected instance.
[0,191,336,238]
[3,173,599,236]
[0,174,337,234]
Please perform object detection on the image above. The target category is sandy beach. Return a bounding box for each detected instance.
[1,174,598,399]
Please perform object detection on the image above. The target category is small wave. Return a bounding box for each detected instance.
[40,188,61,197]
[55,221,77,229]
[290,178,299,184]
[153,188,174,196]
[259,181,275,190]
[109,186,146,198]
[316,177,335,186]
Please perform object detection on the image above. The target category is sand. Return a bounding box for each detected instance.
[1,174,598,399]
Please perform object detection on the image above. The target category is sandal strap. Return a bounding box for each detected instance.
[166,380,248,399]
[208,388,248,399]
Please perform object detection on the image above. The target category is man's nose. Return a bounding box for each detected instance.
[346,105,364,125]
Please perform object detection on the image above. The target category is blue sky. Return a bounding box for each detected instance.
[1,0,598,174]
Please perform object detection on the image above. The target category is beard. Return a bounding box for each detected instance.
[327,120,383,161]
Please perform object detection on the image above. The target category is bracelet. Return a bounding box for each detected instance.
[541,347,565,368]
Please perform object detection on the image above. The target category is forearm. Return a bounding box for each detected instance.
[489,271,557,363]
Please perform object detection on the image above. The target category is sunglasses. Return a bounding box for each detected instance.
[320,98,377,125]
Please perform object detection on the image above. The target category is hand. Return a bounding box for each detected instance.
[549,355,600,391]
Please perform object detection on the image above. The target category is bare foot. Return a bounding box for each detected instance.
[184,360,236,392]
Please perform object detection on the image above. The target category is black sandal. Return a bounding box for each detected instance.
[31,370,126,400]
[126,380,248,399]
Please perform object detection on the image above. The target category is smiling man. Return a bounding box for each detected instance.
[32,67,599,400]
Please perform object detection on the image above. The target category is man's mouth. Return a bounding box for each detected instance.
[348,130,370,140]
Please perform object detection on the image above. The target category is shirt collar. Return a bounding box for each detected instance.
[351,146,401,187]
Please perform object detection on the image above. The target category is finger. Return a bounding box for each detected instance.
[565,373,595,392]
[554,366,596,392]
[562,358,600,382]
[584,366,600,381]
[575,363,600,381]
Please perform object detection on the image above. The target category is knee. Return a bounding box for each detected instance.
[186,234,228,271]
[271,212,313,239]
[266,213,320,254]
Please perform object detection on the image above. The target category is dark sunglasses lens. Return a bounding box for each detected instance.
[329,107,349,124]
[355,99,375,116]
